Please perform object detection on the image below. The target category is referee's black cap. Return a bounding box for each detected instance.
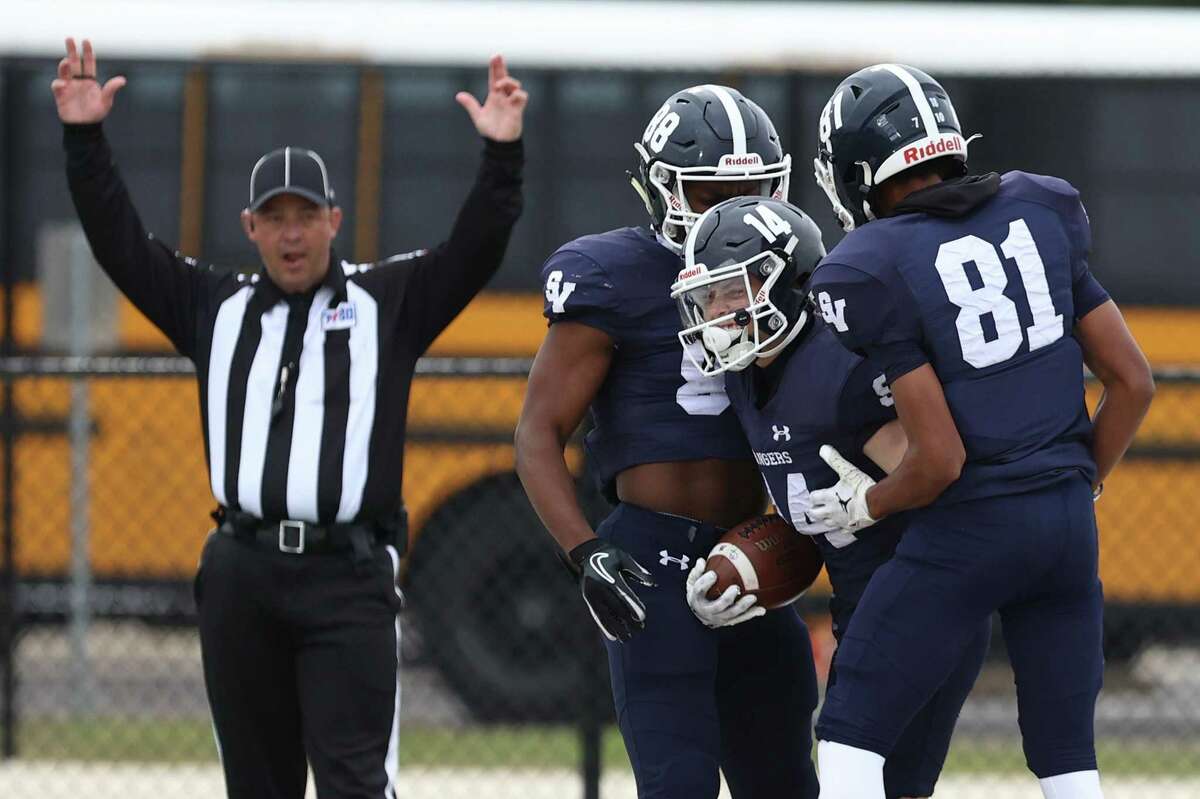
[248,146,336,211]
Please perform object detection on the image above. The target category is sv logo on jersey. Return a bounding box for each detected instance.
[544,270,577,314]
[816,291,848,333]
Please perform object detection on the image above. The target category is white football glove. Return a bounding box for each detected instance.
[808,445,879,533]
[685,558,766,628]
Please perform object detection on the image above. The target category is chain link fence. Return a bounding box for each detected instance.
[0,356,1197,798]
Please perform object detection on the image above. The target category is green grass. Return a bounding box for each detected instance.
[18,717,218,762]
[396,726,633,770]
[14,719,632,769]
[13,718,1200,777]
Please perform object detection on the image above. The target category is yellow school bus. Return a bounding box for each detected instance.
[4,291,1199,717]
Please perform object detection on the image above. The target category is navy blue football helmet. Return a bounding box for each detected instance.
[631,85,791,252]
[670,197,825,375]
[813,64,979,231]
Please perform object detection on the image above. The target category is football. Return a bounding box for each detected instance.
[705,513,823,609]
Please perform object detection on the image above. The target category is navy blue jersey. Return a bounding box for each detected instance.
[725,322,903,604]
[811,172,1109,504]
[541,226,751,499]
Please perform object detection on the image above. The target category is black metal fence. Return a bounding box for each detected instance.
[0,356,1196,798]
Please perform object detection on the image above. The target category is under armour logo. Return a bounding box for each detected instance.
[659,550,690,571]
[544,270,577,314]
[772,425,791,442]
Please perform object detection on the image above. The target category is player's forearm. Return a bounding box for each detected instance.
[862,420,907,474]
[864,365,965,518]
[865,440,963,519]
[1089,377,1154,486]
[1075,300,1155,488]
[514,423,596,553]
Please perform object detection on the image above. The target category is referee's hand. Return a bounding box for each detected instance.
[569,539,655,643]
[52,38,126,125]
[455,55,528,143]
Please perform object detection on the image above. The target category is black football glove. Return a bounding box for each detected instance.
[569,538,656,643]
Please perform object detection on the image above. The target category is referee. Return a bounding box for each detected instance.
[52,38,526,798]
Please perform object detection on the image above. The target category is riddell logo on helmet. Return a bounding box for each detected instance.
[903,135,963,165]
[718,153,764,169]
[676,266,705,282]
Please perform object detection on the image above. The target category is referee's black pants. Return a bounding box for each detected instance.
[195,529,404,799]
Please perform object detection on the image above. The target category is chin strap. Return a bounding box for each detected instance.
[702,325,756,372]
[701,325,735,353]
[699,308,806,375]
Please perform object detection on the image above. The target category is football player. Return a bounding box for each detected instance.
[804,65,1154,799]
[515,86,818,798]
[672,195,990,799]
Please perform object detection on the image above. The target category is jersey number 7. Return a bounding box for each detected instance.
[934,218,1064,369]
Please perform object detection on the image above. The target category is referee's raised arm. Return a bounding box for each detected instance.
[54,37,204,358]
[401,55,528,352]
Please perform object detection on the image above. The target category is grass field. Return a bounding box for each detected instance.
[11,718,1200,777]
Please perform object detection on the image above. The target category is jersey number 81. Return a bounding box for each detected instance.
[934,218,1064,369]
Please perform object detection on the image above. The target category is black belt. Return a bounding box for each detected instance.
[216,509,382,557]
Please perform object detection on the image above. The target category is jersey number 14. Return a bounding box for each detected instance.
[934,218,1064,369]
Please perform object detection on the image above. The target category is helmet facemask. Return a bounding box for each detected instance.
[812,151,859,232]
[670,252,791,376]
[635,143,792,251]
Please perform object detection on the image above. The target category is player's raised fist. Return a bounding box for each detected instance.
[51,38,126,125]
[455,54,528,143]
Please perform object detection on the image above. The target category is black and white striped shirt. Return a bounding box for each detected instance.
[65,123,523,524]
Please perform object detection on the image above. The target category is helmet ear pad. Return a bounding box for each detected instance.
[753,252,777,281]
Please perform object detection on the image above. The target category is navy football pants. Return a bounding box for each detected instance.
[596,503,820,799]
[817,475,1104,779]
[822,528,990,798]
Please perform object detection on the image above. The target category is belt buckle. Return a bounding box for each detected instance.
[279,520,306,554]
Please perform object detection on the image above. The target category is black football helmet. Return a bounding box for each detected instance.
[631,85,791,252]
[813,64,979,231]
[670,197,825,375]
